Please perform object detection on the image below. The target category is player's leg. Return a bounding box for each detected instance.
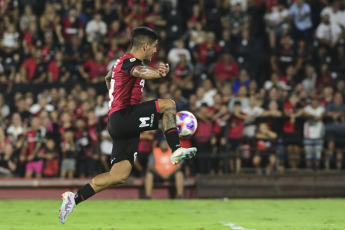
[59,160,132,224]
[157,99,197,164]
[89,160,132,193]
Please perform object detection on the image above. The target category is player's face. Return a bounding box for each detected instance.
[144,40,158,62]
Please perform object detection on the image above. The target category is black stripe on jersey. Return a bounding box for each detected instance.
[121,58,143,75]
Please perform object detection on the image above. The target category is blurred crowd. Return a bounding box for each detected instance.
[0,0,345,178]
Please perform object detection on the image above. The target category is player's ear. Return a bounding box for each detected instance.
[143,43,149,51]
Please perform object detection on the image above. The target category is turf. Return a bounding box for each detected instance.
[0,199,344,230]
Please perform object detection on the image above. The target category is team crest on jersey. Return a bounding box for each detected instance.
[130,58,136,62]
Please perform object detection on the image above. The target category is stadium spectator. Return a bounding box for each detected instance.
[133,131,156,177]
[242,96,264,138]
[193,32,221,74]
[39,3,61,34]
[60,8,84,43]
[188,22,206,50]
[320,0,345,29]
[85,12,107,54]
[194,103,214,174]
[40,138,59,177]
[214,53,239,88]
[19,49,47,83]
[0,143,18,177]
[99,127,112,172]
[253,122,277,174]
[289,0,313,41]
[75,118,97,178]
[6,113,24,142]
[303,96,325,169]
[264,2,289,49]
[79,51,107,83]
[170,54,194,92]
[167,39,191,66]
[144,139,184,199]
[23,117,45,178]
[60,128,78,179]
[228,85,249,112]
[0,94,10,121]
[19,5,36,33]
[145,2,167,31]
[48,51,71,83]
[316,13,342,49]
[325,92,345,170]
[270,35,295,74]
[302,64,317,95]
[283,94,303,169]
[227,101,249,173]
[223,3,249,40]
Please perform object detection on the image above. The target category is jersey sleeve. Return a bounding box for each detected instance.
[121,58,143,75]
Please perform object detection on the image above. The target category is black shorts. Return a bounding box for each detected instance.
[108,100,160,166]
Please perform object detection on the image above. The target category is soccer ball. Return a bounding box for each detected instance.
[176,111,198,137]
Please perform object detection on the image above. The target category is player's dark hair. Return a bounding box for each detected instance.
[131,27,158,48]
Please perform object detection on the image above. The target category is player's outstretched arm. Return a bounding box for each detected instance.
[132,62,169,80]
[105,70,112,90]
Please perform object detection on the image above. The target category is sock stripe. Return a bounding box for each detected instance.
[81,194,84,201]
[155,100,160,113]
[167,129,177,134]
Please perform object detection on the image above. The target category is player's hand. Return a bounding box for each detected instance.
[158,62,169,77]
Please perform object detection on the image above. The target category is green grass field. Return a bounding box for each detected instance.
[0,199,344,230]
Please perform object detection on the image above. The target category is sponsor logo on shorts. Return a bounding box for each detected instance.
[150,114,154,127]
[139,117,150,127]
[139,114,154,128]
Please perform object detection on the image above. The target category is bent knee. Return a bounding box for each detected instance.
[158,99,176,112]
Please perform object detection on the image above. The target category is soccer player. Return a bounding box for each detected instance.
[59,27,197,224]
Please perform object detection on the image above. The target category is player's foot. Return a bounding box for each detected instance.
[59,191,76,224]
[171,147,197,165]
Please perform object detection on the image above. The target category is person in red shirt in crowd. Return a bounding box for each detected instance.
[316,63,334,91]
[170,54,194,91]
[133,130,157,177]
[193,32,221,74]
[22,22,40,57]
[22,117,45,178]
[40,138,60,177]
[283,93,303,169]
[19,49,47,83]
[227,101,250,174]
[79,51,107,83]
[60,8,84,42]
[107,20,130,47]
[253,122,277,174]
[145,2,167,30]
[48,51,71,83]
[106,38,125,64]
[187,4,206,29]
[214,53,239,89]
[124,3,146,27]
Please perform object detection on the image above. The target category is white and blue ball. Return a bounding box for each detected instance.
[176,111,198,137]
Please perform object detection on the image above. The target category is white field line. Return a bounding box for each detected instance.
[219,221,257,230]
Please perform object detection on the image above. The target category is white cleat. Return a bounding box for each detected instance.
[171,147,197,165]
[59,191,76,224]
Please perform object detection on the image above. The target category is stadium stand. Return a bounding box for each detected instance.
[0,0,345,187]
